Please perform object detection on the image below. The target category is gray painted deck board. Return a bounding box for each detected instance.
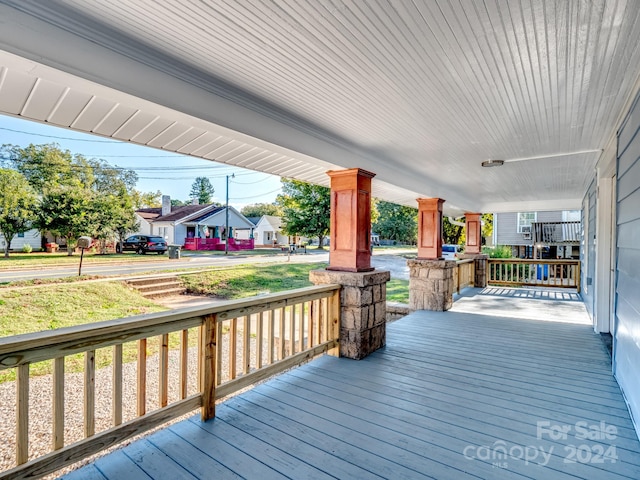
[63,291,640,479]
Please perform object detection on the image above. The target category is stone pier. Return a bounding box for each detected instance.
[310,269,390,360]
[408,259,456,311]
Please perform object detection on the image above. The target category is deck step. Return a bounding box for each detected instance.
[126,276,186,298]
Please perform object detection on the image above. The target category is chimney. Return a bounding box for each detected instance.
[192,198,199,205]
[161,195,171,216]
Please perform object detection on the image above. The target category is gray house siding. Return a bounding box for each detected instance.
[615,89,640,438]
[495,210,564,246]
[581,180,597,319]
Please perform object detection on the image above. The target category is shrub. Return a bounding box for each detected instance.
[483,245,512,258]
[21,244,33,253]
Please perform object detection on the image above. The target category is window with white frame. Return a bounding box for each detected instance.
[517,212,537,232]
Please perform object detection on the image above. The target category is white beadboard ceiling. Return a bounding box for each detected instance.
[0,0,639,215]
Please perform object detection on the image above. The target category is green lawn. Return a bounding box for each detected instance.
[0,252,167,269]
[0,261,409,382]
[179,262,328,298]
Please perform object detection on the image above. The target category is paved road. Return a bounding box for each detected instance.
[0,251,330,282]
[0,250,413,283]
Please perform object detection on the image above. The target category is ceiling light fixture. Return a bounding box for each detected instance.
[481,159,504,167]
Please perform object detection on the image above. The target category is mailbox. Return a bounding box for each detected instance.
[77,236,92,249]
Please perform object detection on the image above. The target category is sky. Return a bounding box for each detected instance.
[0,114,283,209]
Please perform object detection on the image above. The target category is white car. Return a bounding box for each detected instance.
[442,244,461,260]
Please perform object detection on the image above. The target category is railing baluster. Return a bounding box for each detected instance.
[16,363,29,465]
[229,317,237,380]
[179,329,188,399]
[137,339,147,416]
[113,344,123,426]
[288,305,295,356]
[243,315,250,375]
[256,312,263,370]
[159,333,169,407]
[278,307,286,360]
[85,350,95,438]
[298,303,305,352]
[53,357,65,450]
[267,309,274,365]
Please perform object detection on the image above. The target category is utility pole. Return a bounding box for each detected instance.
[225,173,234,255]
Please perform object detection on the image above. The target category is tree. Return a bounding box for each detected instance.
[373,201,417,244]
[36,182,97,255]
[443,216,464,245]
[1,143,76,191]
[132,190,162,208]
[190,177,215,204]
[241,203,282,218]
[276,179,330,248]
[0,169,38,257]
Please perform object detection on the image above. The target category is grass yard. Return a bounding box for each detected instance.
[386,279,410,303]
[0,252,167,269]
[0,261,409,383]
[179,262,328,298]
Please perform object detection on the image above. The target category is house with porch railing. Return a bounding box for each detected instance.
[0,1,640,478]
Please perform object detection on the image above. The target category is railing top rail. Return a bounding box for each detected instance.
[455,259,475,265]
[0,284,340,359]
[488,259,579,264]
[532,221,581,225]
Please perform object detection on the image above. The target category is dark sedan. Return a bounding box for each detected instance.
[116,235,167,254]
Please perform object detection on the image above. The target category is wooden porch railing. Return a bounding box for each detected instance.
[0,285,340,479]
[488,259,581,292]
[453,259,475,294]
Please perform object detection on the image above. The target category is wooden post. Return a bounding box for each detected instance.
[327,168,375,272]
[465,213,482,254]
[200,314,217,421]
[417,198,445,259]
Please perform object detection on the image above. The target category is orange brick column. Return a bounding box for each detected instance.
[327,168,375,272]
[465,212,482,254]
[417,198,444,259]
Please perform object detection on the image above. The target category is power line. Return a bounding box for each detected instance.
[0,126,123,143]
[229,187,282,201]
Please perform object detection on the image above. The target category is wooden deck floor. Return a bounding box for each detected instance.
[64,290,640,479]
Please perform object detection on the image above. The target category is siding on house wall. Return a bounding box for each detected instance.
[495,210,564,246]
[581,181,597,319]
[615,90,640,438]
[0,230,41,251]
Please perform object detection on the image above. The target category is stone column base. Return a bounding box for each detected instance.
[309,269,390,360]
[457,253,489,288]
[408,259,455,311]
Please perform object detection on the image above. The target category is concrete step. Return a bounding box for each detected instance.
[127,276,180,287]
[141,287,187,299]
[126,276,186,298]
[134,281,183,292]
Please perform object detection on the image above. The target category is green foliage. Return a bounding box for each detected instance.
[373,201,417,244]
[132,190,162,208]
[277,179,330,248]
[483,245,513,258]
[241,203,282,218]
[190,176,215,204]
[0,169,38,258]
[386,279,409,303]
[3,143,141,253]
[443,216,464,245]
[21,244,33,253]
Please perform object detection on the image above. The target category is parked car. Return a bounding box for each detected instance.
[442,244,461,260]
[116,235,167,254]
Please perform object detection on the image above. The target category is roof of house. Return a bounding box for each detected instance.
[246,217,261,226]
[136,204,217,223]
[259,215,282,230]
[188,206,226,224]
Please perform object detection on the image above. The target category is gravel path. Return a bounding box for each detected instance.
[0,330,268,478]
